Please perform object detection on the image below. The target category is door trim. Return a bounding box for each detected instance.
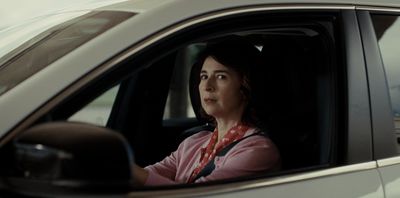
[377,156,400,167]
[129,162,377,197]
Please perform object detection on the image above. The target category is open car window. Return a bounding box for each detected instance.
[61,15,340,170]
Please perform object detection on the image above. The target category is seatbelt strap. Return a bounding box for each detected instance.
[192,131,264,182]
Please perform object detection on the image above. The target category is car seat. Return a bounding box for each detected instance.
[254,34,330,170]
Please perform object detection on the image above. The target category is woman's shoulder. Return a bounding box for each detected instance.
[232,128,281,161]
[240,128,276,148]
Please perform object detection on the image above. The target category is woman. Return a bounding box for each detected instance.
[133,36,280,185]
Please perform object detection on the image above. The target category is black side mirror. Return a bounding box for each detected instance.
[7,122,134,194]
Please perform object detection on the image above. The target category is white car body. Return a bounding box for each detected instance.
[1,0,400,197]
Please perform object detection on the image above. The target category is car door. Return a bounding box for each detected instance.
[120,5,383,198]
[358,6,400,198]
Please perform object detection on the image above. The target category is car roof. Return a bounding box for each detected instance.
[96,0,400,14]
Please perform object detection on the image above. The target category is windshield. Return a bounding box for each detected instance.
[0,11,135,96]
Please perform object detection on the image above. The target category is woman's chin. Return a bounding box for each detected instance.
[204,110,223,119]
[203,109,216,116]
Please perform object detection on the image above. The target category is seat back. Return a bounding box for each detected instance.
[252,35,323,170]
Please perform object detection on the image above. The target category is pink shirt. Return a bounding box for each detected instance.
[144,127,280,185]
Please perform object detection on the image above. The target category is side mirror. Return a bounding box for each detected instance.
[7,122,134,194]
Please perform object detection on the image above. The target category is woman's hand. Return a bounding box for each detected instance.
[132,164,149,186]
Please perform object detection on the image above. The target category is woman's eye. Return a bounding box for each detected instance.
[200,74,208,80]
[216,74,226,79]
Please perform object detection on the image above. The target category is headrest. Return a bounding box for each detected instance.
[255,35,321,169]
[252,35,310,121]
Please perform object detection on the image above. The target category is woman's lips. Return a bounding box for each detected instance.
[203,98,216,103]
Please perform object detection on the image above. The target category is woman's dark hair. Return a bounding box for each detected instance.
[190,36,261,126]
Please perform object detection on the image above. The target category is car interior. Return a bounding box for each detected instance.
[0,12,343,195]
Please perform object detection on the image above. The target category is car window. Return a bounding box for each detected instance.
[371,15,400,153]
[0,11,134,96]
[163,45,204,120]
[68,85,119,126]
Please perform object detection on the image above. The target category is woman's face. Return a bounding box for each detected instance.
[199,56,246,120]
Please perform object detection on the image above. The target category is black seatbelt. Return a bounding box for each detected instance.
[192,131,264,182]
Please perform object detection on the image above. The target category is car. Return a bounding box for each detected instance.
[0,0,400,197]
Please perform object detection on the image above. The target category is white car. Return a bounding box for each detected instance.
[0,0,400,197]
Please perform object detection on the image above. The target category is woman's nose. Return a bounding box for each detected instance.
[204,78,215,92]
[205,86,214,92]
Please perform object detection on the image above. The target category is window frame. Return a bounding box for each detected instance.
[357,9,398,159]
[113,8,361,192]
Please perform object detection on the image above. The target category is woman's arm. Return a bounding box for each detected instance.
[133,131,211,186]
[132,152,179,186]
[132,164,149,186]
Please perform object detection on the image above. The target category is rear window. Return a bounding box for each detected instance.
[0,11,135,96]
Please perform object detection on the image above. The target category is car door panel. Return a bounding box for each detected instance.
[377,157,400,198]
[210,169,383,198]
[361,7,400,198]
[128,163,383,197]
